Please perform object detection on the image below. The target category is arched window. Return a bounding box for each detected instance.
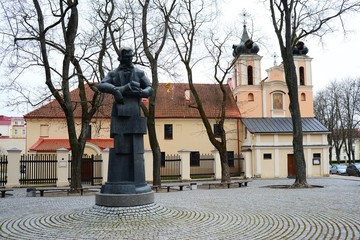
[247,66,253,85]
[301,93,306,101]
[273,93,283,110]
[248,93,254,101]
[299,67,305,85]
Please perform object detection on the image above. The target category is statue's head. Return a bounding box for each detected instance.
[118,47,133,65]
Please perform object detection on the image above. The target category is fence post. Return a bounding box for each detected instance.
[211,149,222,180]
[101,148,109,185]
[6,147,21,188]
[56,148,70,187]
[178,149,191,181]
[243,151,252,178]
[144,148,153,183]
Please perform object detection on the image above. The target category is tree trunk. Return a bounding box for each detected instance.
[147,104,162,186]
[282,52,308,188]
[335,148,341,164]
[219,149,231,182]
[71,147,83,190]
[66,114,84,190]
[147,66,162,187]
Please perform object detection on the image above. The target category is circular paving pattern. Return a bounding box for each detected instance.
[0,203,359,239]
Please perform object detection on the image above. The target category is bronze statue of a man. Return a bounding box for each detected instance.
[98,47,153,196]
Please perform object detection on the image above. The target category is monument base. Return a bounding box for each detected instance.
[95,191,154,207]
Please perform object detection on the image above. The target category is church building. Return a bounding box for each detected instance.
[230,25,330,178]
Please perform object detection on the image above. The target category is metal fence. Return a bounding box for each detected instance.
[0,155,8,187]
[230,154,244,177]
[68,154,103,186]
[190,153,214,178]
[19,154,57,186]
[160,154,181,180]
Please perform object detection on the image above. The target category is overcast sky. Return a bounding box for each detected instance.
[1,0,359,117]
[221,1,360,92]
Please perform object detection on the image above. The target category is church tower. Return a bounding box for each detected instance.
[231,24,263,118]
[231,26,314,118]
[231,24,328,179]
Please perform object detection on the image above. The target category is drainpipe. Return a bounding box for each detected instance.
[237,119,240,156]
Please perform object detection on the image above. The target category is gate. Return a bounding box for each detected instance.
[68,154,103,185]
[81,156,93,184]
[0,155,8,187]
[81,154,103,186]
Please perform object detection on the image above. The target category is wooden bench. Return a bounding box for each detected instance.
[0,188,13,198]
[232,179,252,187]
[206,180,252,189]
[160,183,191,192]
[34,187,71,197]
[81,185,101,195]
[34,186,101,197]
[151,185,160,192]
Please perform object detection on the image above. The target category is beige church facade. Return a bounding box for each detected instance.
[231,25,329,178]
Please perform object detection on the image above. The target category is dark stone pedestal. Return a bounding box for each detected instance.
[95,191,154,207]
[95,115,154,207]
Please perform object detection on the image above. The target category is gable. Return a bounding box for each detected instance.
[265,65,285,83]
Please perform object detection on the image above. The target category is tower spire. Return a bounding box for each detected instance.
[232,10,259,57]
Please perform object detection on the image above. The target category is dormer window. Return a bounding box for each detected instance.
[247,66,253,85]
[299,67,305,85]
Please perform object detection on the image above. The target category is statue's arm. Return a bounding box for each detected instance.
[139,72,153,98]
[98,72,116,94]
[99,71,127,104]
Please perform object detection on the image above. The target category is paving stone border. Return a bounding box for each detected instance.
[0,177,359,239]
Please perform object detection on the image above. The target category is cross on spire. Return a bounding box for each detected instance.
[272,52,279,66]
[241,9,248,26]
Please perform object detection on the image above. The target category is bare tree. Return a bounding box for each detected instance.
[269,0,360,187]
[169,0,238,183]
[315,78,360,164]
[0,0,126,190]
[336,78,360,163]
[314,82,343,164]
[138,0,176,187]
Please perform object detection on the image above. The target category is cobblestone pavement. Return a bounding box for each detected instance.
[0,176,359,239]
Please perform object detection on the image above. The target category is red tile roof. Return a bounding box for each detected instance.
[30,138,114,152]
[24,83,241,119]
[155,83,241,118]
[0,115,12,125]
[24,85,112,119]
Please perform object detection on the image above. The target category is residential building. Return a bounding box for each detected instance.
[0,115,26,154]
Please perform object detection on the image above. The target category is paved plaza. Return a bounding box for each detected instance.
[0,176,359,239]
